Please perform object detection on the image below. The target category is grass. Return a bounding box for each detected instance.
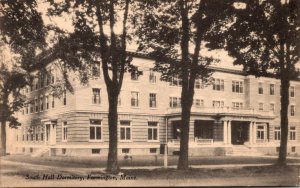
[1,154,300,169]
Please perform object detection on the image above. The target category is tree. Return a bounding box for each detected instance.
[0,62,27,156]
[206,0,300,166]
[134,0,225,170]
[0,0,47,156]
[47,0,134,173]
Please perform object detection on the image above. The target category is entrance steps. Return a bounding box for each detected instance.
[227,145,262,156]
[31,147,50,157]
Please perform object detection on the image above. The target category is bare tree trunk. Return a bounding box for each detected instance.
[106,87,119,173]
[278,75,290,166]
[177,101,192,170]
[0,120,6,156]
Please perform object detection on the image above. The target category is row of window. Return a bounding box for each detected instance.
[62,120,159,142]
[22,92,67,114]
[274,127,296,141]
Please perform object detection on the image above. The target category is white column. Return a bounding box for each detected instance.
[223,121,228,144]
[253,122,256,144]
[249,122,253,144]
[44,124,47,145]
[227,121,231,144]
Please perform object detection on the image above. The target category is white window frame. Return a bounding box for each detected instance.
[258,82,264,94]
[170,76,182,87]
[274,127,281,141]
[270,84,275,95]
[148,122,159,142]
[290,86,295,97]
[131,91,139,107]
[120,120,132,142]
[232,81,244,93]
[45,95,49,110]
[257,125,265,140]
[92,88,101,105]
[149,69,156,83]
[40,96,44,112]
[213,78,225,91]
[62,121,68,142]
[290,105,295,116]
[212,100,224,108]
[89,119,102,142]
[169,97,181,108]
[232,102,243,110]
[149,93,157,108]
[289,126,296,141]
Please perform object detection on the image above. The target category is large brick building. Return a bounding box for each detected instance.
[9,53,300,157]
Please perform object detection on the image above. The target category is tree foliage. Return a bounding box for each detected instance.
[134,0,228,170]
[206,0,300,165]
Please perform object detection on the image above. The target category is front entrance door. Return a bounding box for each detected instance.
[45,123,56,145]
[231,121,249,145]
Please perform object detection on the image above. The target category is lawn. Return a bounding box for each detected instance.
[1,154,300,169]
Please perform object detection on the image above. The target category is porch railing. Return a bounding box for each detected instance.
[194,138,213,144]
[166,107,274,117]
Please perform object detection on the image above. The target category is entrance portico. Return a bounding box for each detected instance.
[41,119,57,146]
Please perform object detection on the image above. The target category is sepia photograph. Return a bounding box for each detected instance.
[0,0,300,187]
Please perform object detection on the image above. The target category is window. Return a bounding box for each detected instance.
[92,149,101,154]
[40,74,44,88]
[150,148,157,154]
[40,97,43,111]
[92,61,100,77]
[120,120,131,141]
[257,125,265,140]
[213,79,224,91]
[148,122,158,141]
[232,81,243,93]
[63,91,67,106]
[149,93,157,108]
[62,122,68,141]
[170,77,182,87]
[290,86,295,97]
[131,91,139,107]
[258,82,263,94]
[52,95,55,108]
[122,148,130,154]
[194,99,204,108]
[290,105,295,116]
[62,148,67,155]
[292,146,296,152]
[270,103,275,112]
[195,80,203,89]
[30,101,34,113]
[290,127,296,140]
[270,84,275,95]
[90,119,101,141]
[51,69,55,84]
[35,98,39,112]
[131,71,139,80]
[149,69,156,83]
[46,73,50,86]
[46,96,49,110]
[259,103,264,111]
[169,97,181,108]
[232,102,243,110]
[212,100,224,108]
[274,127,281,141]
[92,88,101,104]
[35,79,39,90]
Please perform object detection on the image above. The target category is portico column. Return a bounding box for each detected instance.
[223,121,228,144]
[253,122,256,144]
[44,124,47,145]
[249,122,253,144]
[227,121,232,144]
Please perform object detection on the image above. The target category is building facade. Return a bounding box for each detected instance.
[10,54,300,157]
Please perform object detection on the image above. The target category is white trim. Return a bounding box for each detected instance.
[88,119,103,142]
